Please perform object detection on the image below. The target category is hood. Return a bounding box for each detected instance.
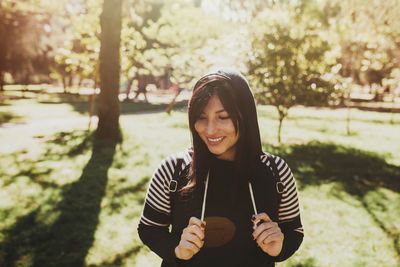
[198,67,263,158]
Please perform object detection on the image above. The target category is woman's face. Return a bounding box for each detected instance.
[194,94,239,161]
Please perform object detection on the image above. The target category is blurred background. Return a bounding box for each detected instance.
[0,0,399,266]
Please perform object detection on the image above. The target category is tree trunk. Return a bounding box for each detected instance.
[62,76,67,93]
[78,76,83,88]
[66,75,72,89]
[166,84,181,114]
[278,116,283,144]
[95,0,122,143]
[390,89,396,125]
[88,79,98,130]
[276,107,287,144]
[344,93,352,135]
[124,76,134,101]
[346,106,351,135]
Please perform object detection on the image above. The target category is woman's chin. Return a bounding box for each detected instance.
[209,150,223,157]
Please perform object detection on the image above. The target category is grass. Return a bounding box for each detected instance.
[0,98,399,267]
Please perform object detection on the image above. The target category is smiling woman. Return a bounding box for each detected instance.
[138,68,304,267]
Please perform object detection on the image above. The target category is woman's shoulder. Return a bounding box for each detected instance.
[260,151,293,173]
[259,151,295,183]
[259,151,286,165]
[155,148,192,175]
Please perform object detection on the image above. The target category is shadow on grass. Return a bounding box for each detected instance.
[0,133,117,267]
[0,111,20,126]
[0,131,93,189]
[266,142,400,195]
[106,175,150,215]
[32,140,117,267]
[264,141,400,256]
[287,258,318,267]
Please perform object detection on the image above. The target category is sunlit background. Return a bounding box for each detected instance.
[0,0,399,266]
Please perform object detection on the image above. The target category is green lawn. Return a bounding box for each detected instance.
[0,99,399,267]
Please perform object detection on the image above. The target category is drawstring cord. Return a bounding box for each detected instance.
[248,182,258,215]
[200,171,258,221]
[201,171,210,221]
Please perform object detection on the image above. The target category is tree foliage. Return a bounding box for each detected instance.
[120,0,239,90]
[1,0,399,107]
[247,1,337,143]
[0,0,54,88]
[51,0,102,91]
[329,0,400,87]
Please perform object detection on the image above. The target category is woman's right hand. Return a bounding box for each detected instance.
[174,217,206,260]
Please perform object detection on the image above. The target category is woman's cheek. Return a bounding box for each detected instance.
[194,121,202,133]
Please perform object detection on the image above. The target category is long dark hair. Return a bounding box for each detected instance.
[186,69,263,190]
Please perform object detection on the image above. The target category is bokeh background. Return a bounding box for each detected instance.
[0,0,399,266]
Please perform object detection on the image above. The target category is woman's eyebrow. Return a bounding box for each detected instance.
[200,109,226,115]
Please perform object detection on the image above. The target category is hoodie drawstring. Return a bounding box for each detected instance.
[201,171,258,221]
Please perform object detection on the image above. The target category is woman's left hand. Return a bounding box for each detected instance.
[252,213,284,257]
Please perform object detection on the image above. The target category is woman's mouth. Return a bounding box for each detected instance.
[207,136,224,145]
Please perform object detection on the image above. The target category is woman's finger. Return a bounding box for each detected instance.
[252,212,272,224]
[252,221,278,240]
[184,224,205,241]
[255,227,279,247]
[189,216,206,229]
[262,232,284,245]
[184,231,204,249]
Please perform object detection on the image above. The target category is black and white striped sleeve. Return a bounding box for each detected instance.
[137,151,191,265]
[137,154,180,264]
[139,155,176,227]
[262,153,304,261]
[273,156,304,235]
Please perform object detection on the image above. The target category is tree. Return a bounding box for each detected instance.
[330,0,400,92]
[95,0,122,143]
[50,0,102,92]
[120,0,242,105]
[150,1,239,89]
[247,2,337,143]
[0,0,53,89]
[120,0,166,100]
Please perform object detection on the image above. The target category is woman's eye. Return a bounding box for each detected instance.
[219,116,230,120]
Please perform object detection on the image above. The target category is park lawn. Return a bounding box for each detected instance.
[0,99,399,267]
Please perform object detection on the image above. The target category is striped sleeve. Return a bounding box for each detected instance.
[139,150,192,227]
[261,153,304,234]
[139,155,177,227]
[260,153,304,261]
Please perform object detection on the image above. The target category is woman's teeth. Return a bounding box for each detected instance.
[208,137,223,142]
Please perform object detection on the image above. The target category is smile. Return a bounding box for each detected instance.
[207,137,224,144]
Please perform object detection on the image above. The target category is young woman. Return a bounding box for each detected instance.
[138,68,304,267]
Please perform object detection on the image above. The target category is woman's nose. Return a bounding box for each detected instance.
[205,120,217,135]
